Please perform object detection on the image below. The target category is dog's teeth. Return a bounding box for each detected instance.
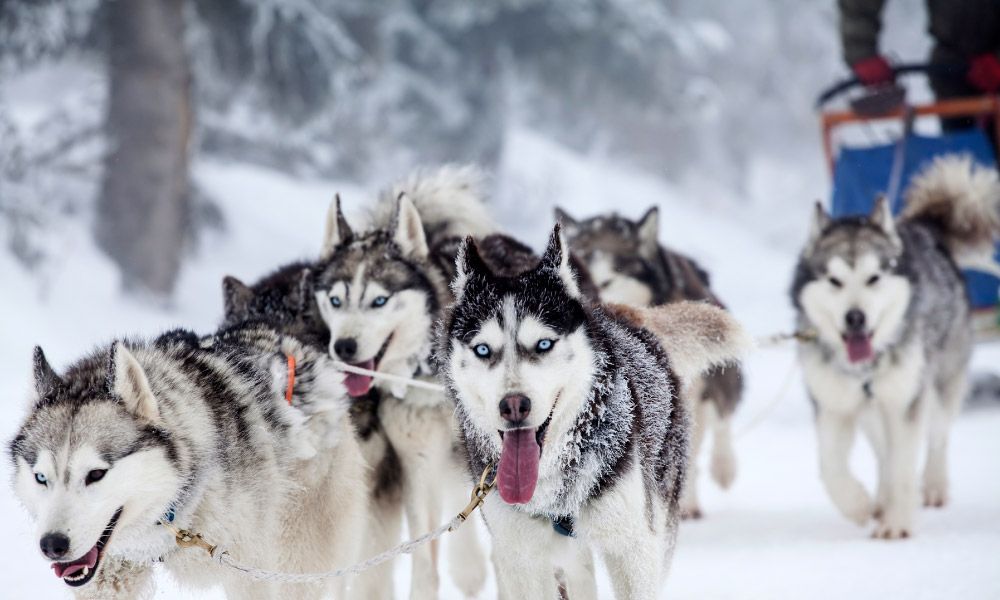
[81,567,89,575]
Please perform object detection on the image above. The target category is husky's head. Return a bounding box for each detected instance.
[442,225,596,505]
[556,206,663,306]
[312,194,444,397]
[9,344,182,589]
[220,263,329,348]
[792,199,913,366]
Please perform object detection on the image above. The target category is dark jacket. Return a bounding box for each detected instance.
[840,0,1000,66]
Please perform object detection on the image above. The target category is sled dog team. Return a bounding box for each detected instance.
[10,157,1000,599]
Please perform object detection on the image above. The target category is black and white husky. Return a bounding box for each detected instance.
[558,206,743,519]
[791,156,1000,539]
[9,324,367,599]
[310,166,495,599]
[439,225,748,599]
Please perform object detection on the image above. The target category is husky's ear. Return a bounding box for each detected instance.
[554,207,580,239]
[108,342,159,422]
[393,193,429,259]
[452,236,490,301]
[540,224,581,299]
[807,201,832,247]
[32,346,61,401]
[637,206,660,257]
[321,194,353,260]
[222,276,253,320]
[869,196,900,245]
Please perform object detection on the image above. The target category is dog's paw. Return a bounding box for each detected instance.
[679,504,703,520]
[830,480,873,525]
[871,506,914,540]
[710,448,737,490]
[871,522,912,540]
[923,485,948,508]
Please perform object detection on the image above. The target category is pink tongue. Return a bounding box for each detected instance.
[497,429,540,504]
[344,359,375,397]
[52,546,98,579]
[845,335,874,363]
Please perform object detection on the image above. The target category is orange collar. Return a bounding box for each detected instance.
[285,354,296,405]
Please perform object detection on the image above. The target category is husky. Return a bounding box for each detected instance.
[9,323,368,599]
[557,206,743,519]
[439,225,748,599]
[311,165,494,599]
[221,261,329,350]
[791,155,1000,539]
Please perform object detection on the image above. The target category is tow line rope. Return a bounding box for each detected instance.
[734,329,816,438]
[330,360,446,393]
[159,465,495,583]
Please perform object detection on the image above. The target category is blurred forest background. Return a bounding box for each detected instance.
[0,0,926,297]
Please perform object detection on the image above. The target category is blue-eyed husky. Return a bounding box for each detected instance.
[439,225,748,599]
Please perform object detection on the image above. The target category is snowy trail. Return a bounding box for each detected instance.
[2,140,999,598]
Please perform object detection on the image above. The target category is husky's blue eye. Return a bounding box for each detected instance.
[473,343,491,358]
[371,296,389,308]
[330,296,342,308]
[536,339,555,352]
[85,469,107,486]
[34,473,46,485]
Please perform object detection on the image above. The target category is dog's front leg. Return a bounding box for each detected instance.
[483,501,560,600]
[816,407,872,525]
[874,388,926,539]
[403,471,440,600]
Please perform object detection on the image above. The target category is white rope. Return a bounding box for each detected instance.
[209,515,462,583]
[330,360,445,393]
[735,355,799,439]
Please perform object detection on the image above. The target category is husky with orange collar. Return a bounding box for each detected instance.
[8,323,366,599]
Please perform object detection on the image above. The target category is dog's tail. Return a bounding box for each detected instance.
[373,164,497,250]
[622,301,752,387]
[900,154,1000,275]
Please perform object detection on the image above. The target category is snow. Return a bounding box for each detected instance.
[2,130,1000,599]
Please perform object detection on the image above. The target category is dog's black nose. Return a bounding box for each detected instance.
[499,394,531,425]
[40,532,70,560]
[845,309,866,332]
[333,338,357,360]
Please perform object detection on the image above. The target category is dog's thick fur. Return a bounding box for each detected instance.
[311,165,493,599]
[558,206,744,519]
[791,155,1000,539]
[9,325,366,599]
[439,226,748,599]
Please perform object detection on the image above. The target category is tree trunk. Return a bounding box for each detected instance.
[97,0,191,296]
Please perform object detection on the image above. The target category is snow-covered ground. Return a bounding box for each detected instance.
[2,131,999,598]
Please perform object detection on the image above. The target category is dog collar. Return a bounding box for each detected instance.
[285,354,296,405]
[551,515,576,538]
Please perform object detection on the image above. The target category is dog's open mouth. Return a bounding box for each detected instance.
[842,332,874,363]
[52,507,122,587]
[496,407,555,505]
[343,334,394,398]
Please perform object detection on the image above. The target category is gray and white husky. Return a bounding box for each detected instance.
[9,324,367,599]
[791,155,1000,539]
[311,165,494,599]
[439,225,748,599]
[558,206,743,519]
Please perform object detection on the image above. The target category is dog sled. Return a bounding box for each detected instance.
[817,64,1000,341]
